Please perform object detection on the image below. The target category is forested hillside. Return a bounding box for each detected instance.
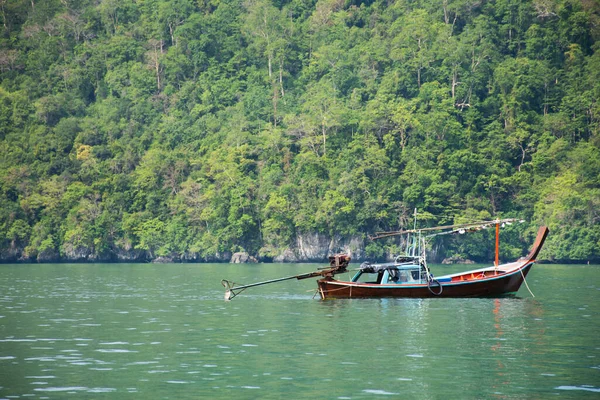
[1,0,599,263]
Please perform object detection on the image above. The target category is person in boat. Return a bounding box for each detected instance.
[401,270,410,283]
[387,268,399,283]
[398,270,417,283]
[387,268,413,284]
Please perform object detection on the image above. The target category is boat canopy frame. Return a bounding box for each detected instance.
[358,259,424,274]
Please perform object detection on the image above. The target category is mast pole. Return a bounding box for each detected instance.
[495,222,500,267]
[412,208,417,257]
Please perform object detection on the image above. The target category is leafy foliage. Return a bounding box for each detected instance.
[0,0,598,262]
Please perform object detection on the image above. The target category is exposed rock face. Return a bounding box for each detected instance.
[114,248,147,262]
[230,252,258,263]
[152,256,174,263]
[295,233,331,261]
[61,244,98,262]
[0,246,22,262]
[290,233,367,262]
[441,256,475,264]
[36,248,60,263]
[211,252,232,263]
[1,234,370,263]
[342,236,366,261]
[273,248,299,263]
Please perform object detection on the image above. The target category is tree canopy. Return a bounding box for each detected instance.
[1,0,599,263]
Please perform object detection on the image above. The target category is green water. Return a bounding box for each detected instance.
[0,263,598,399]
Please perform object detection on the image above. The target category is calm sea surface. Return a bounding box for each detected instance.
[0,263,598,399]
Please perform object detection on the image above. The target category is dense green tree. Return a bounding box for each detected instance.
[0,0,598,263]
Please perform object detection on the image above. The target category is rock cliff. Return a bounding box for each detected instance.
[0,233,377,263]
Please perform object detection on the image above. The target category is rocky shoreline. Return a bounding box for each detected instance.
[0,233,377,264]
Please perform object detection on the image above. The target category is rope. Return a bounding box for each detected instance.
[321,285,355,293]
[520,265,535,298]
[312,283,360,299]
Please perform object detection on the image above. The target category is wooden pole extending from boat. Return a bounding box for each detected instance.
[221,273,319,300]
[221,254,351,300]
[369,218,522,240]
[495,222,500,267]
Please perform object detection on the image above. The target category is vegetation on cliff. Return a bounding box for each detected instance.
[0,0,599,262]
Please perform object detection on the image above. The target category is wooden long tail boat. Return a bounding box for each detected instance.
[221,219,549,300]
[316,225,549,299]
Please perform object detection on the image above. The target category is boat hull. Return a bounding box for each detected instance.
[317,262,534,299]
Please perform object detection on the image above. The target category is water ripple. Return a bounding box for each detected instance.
[88,387,117,393]
[363,389,399,395]
[556,385,600,393]
[34,386,88,392]
[99,341,129,345]
[96,349,138,353]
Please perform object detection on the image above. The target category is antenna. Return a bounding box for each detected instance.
[410,208,418,257]
[413,208,417,230]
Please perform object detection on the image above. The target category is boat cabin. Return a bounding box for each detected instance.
[352,259,428,285]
